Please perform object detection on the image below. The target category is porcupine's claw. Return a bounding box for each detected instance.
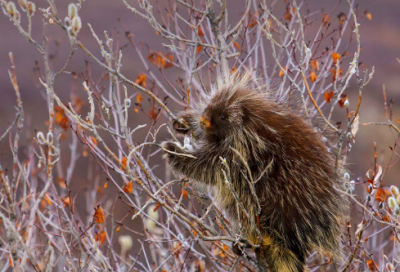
[172,118,190,134]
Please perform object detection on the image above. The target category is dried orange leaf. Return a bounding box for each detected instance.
[234,42,240,50]
[310,60,319,71]
[82,146,88,157]
[284,7,292,21]
[196,45,202,54]
[123,181,133,194]
[147,53,156,64]
[94,206,105,224]
[100,231,106,244]
[104,182,108,189]
[366,259,377,271]
[366,13,372,21]
[59,117,69,131]
[62,197,71,207]
[330,67,343,82]
[95,230,106,245]
[375,188,386,202]
[91,136,97,146]
[57,177,66,188]
[331,52,341,61]
[198,26,204,36]
[338,93,347,108]
[279,67,286,77]
[248,16,257,28]
[136,93,142,104]
[135,74,146,88]
[134,107,139,113]
[121,157,127,168]
[41,193,52,208]
[149,108,158,120]
[310,71,317,82]
[322,14,330,26]
[324,90,334,103]
[180,189,188,199]
[153,201,162,212]
[164,53,174,69]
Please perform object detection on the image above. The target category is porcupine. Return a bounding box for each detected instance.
[161,74,348,272]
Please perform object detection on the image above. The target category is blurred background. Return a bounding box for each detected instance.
[0,0,399,260]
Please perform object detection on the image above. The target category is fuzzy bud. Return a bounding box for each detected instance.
[354,222,364,236]
[386,263,395,272]
[6,2,16,17]
[379,202,384,210]
[68,3,77,19]
[125,98,131,108]
[13,9,20,23]
[147,204,159,221]
[367,185,373,194]
[118,235,133,252]
[71,16,82,36]
[343,99,349,108]
[47,132,53,144]
[388,196,398,210]
[27,1,35,16]
[18,0,27,10]
[36,131,46,145]
[145,204,159,232]
[343,172,350,180]
[347,180,355,192]
[366,195,371,202]
[83,81,89,91]
[64,16,71,27]
[396,195,400,206]
[390,185,399,196]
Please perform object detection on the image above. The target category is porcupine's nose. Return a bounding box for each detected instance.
[199,115,211,130]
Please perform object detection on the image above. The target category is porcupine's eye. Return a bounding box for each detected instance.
[221,115,226,120]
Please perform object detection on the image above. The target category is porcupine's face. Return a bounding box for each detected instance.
[198,90,243,141]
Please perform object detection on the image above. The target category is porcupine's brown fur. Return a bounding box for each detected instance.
[162,74,348,272]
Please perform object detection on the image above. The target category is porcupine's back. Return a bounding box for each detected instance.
[202,75,348,271]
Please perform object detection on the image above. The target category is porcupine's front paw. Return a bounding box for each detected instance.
[161,141,183,163]
[172,118,191,135]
